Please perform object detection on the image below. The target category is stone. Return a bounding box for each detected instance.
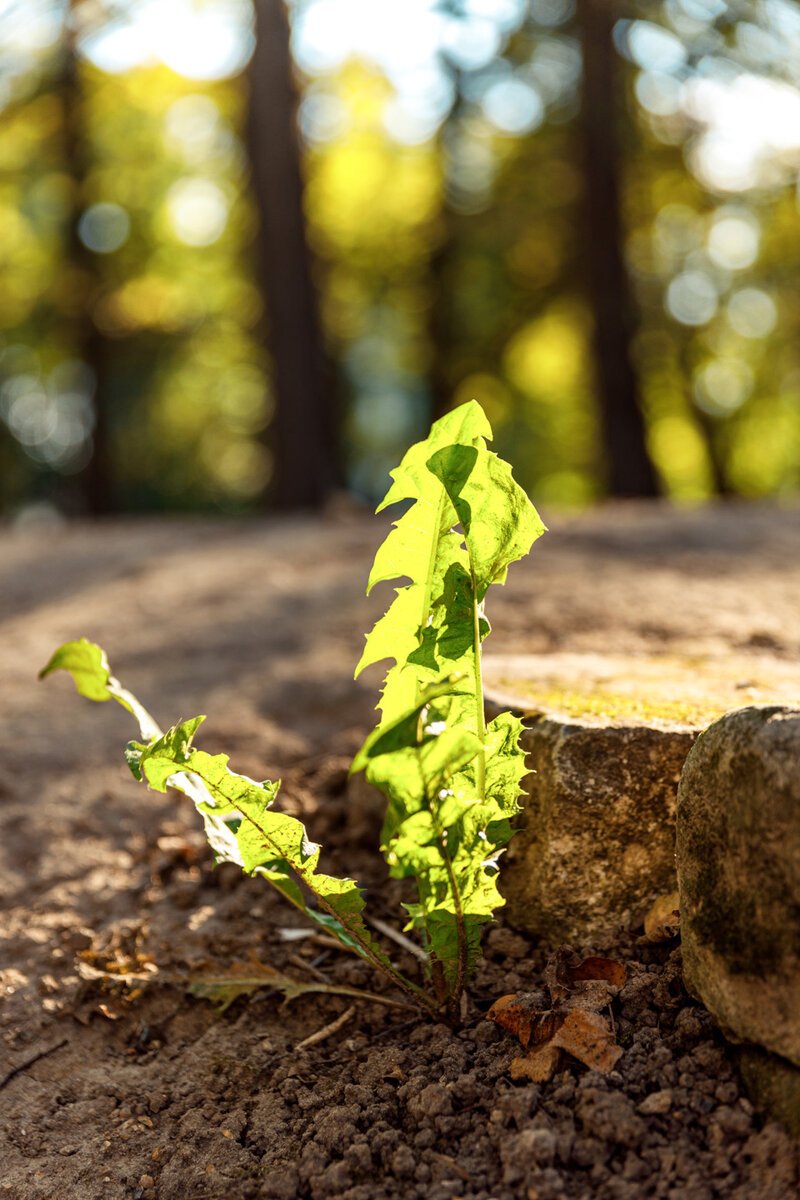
[485,654,798,944]
[676,705,800,1070]
[637,1089,673,1115]
[737,1047,800,1139]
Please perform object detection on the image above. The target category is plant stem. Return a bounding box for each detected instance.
[413,487,447,709]
[416,749,468,1019]
[469,562,487,803]
[237,806,439,1016]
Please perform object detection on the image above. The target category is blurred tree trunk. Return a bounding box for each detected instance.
[62,2,113,514]
[678,341,730,495]
[576,0,659,497]
[247,0,338,509]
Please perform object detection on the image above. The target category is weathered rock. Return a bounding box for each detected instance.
[738,1047,800,1139]
[485,654,798,944]
[676,705,800,1069]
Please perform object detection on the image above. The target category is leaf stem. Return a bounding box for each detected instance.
[414,487,447,708]
[415,749,468,1019]
[468,561,487,804]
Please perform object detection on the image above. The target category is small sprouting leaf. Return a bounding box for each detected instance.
[39,638,161,740]
[38,639,113,703]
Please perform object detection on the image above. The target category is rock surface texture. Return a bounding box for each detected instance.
[484,654,798,945]
[492,703,693,944]
[677,706,800,1066]
[677,706,800,1134]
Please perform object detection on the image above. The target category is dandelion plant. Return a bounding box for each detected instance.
[40,400,545,1021]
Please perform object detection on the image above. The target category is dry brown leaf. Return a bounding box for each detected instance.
[566,956,627,988]
[559,972,625,1015]
[640,891,680,944]
[550,1008,623,1073]
[510,1042,563,1082]
[542,944,572,1001]
[486,946,626,1077]
[485,993,558,1048]
[548,949,626,1013]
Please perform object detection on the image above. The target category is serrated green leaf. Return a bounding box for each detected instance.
[40,642,248,872]
[352,686,488,994]
[134,719,431,1004]
[354,400,543,1009]
[355,403,492,728]
[427,442,546,598]
[41,642,436,1015]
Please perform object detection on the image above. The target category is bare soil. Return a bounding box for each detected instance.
[1,503,798,1200]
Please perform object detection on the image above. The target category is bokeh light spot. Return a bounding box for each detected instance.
[665,271,718,325]
[482,79,544,135]
[635,71,682,116]
[707,210,760,270]
[78,203,131,254]
[164,94,223,164]
[298,92,349,144]
[529,0,574,27]
[167,177,229,247]
[727,288,778,339]
[626,21,687,73]
[694,358,754,416]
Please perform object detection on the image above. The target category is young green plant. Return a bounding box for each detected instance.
[40,400,544,1021]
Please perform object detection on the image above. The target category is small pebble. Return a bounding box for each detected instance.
[638,1090,673,1116]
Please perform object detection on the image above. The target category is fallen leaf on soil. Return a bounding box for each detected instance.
[77,952,416,1014]
[483,993,558,1048]
[510,1042,563,1082]
[550,1008,623,1072]
[640,891,681,944]
[487,945,626,1078]
[565,956,627,988]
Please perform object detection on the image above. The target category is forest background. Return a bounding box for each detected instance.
[2,0,800,521]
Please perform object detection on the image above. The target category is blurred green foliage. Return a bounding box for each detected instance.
[1,0,800,519]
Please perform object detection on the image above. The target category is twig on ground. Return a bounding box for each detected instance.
[277,928,348,951]
[433,1151,472,1182]
[0,1039,69,1092]
[287,953,330,983]
[366,914,428,962]
[296,1005,356,1051]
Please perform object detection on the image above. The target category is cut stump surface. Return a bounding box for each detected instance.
[485,651,799,944]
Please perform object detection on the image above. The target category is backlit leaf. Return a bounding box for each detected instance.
[354,400,544,1009]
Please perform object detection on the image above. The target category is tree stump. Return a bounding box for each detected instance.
[484,651,799,944]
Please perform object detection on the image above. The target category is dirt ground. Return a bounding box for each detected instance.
[1,501,799,1200]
